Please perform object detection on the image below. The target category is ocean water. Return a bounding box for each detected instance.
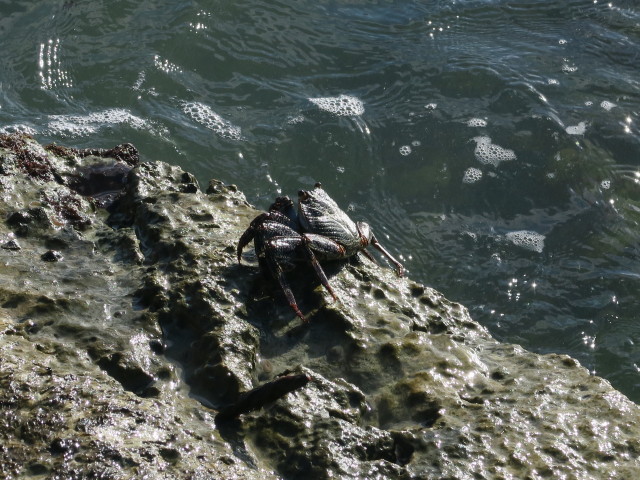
[1,0,639,401]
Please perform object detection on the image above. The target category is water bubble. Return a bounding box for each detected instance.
[547,78,559,85]
[505,230,545,253]
[181,101,242,140]
[472,136,516,167]
[411,140,421,147]
[467,118,487,127]
[585,101,593,106]
[465,231,477,241]
[559,39,567,45]
[565,122,586,135]
[308,94,364,116]
[600,101,616,111]
[462,167,483,184]
[425,103,437,110]
[287,114,305,124]
[600,180,611,189]
[562,64,578,73]
[399,145,412,156]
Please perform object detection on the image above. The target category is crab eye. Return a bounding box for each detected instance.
[357,222,373,245]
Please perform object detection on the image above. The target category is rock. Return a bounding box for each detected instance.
[41,249,64,262]
[1,133,639,479]
[1,238,20,250]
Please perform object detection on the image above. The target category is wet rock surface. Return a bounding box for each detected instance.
[1,133,639,479]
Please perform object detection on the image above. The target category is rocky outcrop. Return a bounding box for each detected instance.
[1,134,639,479]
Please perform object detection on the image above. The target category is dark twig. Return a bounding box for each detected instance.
[216,374,311,422]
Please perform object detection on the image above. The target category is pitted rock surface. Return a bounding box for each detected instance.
[1,134,639,479]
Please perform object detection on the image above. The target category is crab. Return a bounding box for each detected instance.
[237,197,342,321]
[237,183,405,320]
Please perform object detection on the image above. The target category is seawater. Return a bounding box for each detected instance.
[1,0,639,401]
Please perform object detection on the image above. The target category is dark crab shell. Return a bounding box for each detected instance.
[297,184,362,255]
[297,183,405,277]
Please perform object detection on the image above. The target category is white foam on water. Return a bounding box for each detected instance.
[467,118,487,127]
[565,122,586,135]
[601,180,611,190]
[181,101,242,140]
[47,108,152,137]
[472,136,516,167]
[425,103,437,110]
[0,124,38,136]
[462,167,483,184]
[308,94,364,116]
[600,101,616,111]
[399,145,412,156]
[286,114,305,125]
[505,230,545,253]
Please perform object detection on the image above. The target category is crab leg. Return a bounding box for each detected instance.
[262,237,307,322]
[274,267,307,322]
[300,235,339,302]
[359,248,378,265]
[302,233,347,260]
[370,235,405,277]
[267,235,339,304]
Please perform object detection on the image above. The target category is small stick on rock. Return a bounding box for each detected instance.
[216,374,311,422]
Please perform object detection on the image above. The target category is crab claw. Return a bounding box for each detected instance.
[237,229,254,263]
[237,212,271,263]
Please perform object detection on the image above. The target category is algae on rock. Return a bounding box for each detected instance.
[1,134,639,479]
